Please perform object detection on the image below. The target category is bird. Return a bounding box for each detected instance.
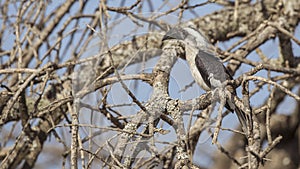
[162,26,251,134]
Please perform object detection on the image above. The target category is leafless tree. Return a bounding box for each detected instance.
[0,0,299,169]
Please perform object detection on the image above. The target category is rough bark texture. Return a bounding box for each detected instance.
[0,0,299,168]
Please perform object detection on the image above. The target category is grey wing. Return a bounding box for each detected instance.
[195,51,252,133]
[195,50,232,89]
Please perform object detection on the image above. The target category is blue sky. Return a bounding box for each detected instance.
[1,1,299,168]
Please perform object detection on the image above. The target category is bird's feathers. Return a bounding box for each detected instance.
[162,26,252,134]
[195,50,231,89]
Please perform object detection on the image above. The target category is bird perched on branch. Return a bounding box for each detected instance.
[162,26,251,134]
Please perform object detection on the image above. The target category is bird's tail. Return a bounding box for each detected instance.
[224,87,253,135]
[234,106,252,135]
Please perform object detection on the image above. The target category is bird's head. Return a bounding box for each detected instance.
[162,27,212,59]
